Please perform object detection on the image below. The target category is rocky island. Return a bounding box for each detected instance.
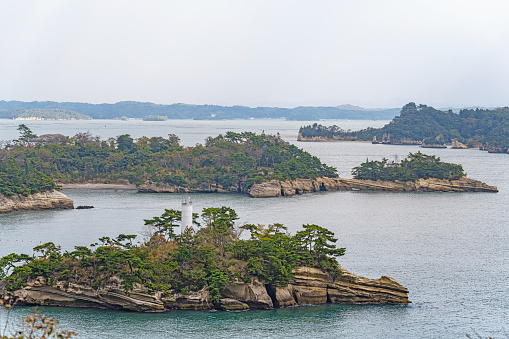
[0,207,409,312]
[248,151,498,197]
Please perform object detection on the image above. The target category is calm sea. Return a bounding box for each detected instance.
[0,119,507,338]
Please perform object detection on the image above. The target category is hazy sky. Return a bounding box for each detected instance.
[1,0,508,108]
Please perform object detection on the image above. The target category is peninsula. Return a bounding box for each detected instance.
[0,207,409,312]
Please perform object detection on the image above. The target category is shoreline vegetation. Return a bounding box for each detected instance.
[298,102,509,153]
[0,207,410,312]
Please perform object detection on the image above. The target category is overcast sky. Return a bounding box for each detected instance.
[1,0,508,108]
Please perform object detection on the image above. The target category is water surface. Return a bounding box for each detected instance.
[1,120,507,338]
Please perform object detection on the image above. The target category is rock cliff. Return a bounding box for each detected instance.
[248,176,498,197]
[0,190,74,214]
[0,266,409,312]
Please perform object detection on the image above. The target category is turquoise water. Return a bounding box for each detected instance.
[1,120,508,338]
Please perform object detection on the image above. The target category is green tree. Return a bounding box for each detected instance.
[13,124,37,146]
[144,209,182,240]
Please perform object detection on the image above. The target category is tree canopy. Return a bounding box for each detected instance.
[0,207,345,300]
[352,152,465,181]
[299,103,509,150]
[1,128,338,196]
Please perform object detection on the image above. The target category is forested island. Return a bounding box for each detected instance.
[0,100,400,121]
[0,206,410,312]
[351,152,464,181]
[143,115,168,121]
[298,102,509,152]
[0,126,337,195]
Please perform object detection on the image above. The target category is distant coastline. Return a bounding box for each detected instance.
[0,100,400,121]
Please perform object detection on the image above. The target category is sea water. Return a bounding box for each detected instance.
[0,119,508,338]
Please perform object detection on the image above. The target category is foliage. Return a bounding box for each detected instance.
[299,103,509,150]
[1,128,337,194]
[0,207,345,301]
[143,115,167,121]
[0,298,77,339]
[144,209,182,241]
[0,158,57,196]
[351,152,465,181]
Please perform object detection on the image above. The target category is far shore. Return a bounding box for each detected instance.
[60,183,137,190]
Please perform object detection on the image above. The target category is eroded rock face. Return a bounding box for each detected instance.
[248,176,498,198]
[245,180,282,198]
[222,281,273,309]
[0,190,74,214]
[137,182,239,194]
[162,288,211,310]
[1,266,409,312]
[7,277,164,312]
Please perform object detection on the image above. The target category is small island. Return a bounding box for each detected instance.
[0,207,410,312]
[298,102,509,153]
[143,115,168,121]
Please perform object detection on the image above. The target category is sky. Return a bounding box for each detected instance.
[1,0,508,108]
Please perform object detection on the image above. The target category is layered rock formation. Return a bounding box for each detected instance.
[0,190,74,214]
[137,182,239,194]
[1,266,409,312]
[248,176,498,198]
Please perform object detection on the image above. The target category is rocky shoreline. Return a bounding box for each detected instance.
[0,266,409,312]
[51,175,498,199]
[0,190,74,214]
[248,176,498,197]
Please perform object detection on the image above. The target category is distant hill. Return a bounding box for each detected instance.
[0,100,400,121]
[4,108,92,120]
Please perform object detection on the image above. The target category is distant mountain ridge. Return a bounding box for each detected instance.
[0,100,400,120]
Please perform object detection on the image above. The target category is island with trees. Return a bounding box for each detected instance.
[1,126,337,196]
[298,102,509,153]
[248,151,497,197]
[0,206,410,312]
[143,115,168,121]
